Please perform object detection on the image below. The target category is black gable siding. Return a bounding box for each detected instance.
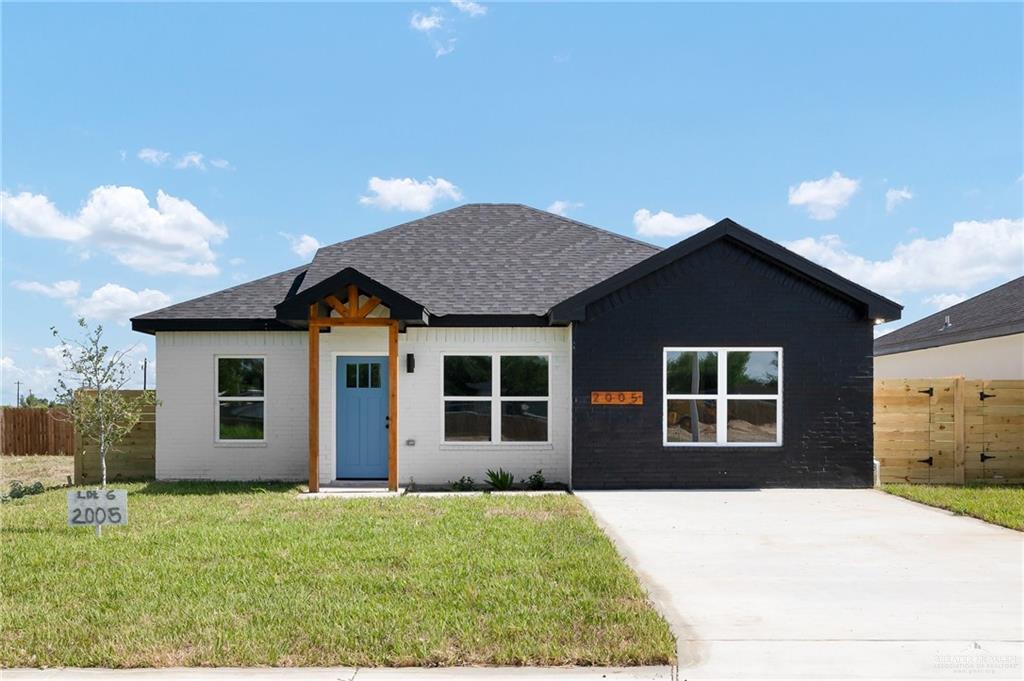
[571,239,875,489]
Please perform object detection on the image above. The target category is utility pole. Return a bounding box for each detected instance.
[15,380,22,407]
[142,358,148,390]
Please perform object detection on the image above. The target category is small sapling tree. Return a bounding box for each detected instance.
[53,319,156,489]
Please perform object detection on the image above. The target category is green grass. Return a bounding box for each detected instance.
[883,483,1024,531]
[0,482,675,668]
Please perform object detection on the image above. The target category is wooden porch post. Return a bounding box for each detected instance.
[308,303,320,492]
[388,320,398,491]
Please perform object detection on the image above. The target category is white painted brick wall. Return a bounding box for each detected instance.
[396,327,571,486]
[155,331,308,480]
[156,326,572,486]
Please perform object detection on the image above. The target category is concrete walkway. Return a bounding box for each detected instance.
[578,489,1024,680]
[0,667,671,680]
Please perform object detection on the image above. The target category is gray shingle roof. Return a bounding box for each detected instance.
[133,265,307,321]
[299,204,660,316]
[874,276,1024,355]
[132,204,659,328]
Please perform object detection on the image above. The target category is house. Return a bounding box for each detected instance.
[132,204,901,490]
[874,276,1023,379]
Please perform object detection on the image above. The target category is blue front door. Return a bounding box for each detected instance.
[336,356,389,479]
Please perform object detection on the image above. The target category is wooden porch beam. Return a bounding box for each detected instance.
[310,317,396,327]
[354,296,382,319]
[347,284,359,316]
[308,303,320,493]
[324,295,348,318]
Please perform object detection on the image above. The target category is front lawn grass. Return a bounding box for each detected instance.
[883,483,1024,531]
[1,482,675,668]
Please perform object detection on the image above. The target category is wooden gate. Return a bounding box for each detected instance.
[965,380,1024,483]
[875,378,1024,484]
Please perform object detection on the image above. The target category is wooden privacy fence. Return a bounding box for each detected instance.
[74,391,156,484]
[0,407,75,456]
[875,378,1024,484]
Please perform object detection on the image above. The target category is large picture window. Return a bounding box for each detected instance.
[664,347,781,447]
[443,354,550,443]
[216,357,266,441]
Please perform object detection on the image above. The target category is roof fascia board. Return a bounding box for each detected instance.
[130,318,300,335]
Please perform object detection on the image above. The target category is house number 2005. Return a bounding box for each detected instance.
[591,391,643,405]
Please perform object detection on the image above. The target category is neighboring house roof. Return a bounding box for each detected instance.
[296,203,660,316]
[874,276,1024,356]
[132,205,902,334]
[550,218,903,322]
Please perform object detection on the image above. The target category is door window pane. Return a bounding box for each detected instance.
[444,401,491,441]
[666,351,717,395]
[666,399,717,443]
[346,363,357,388]
[727,400,778,443]
[358,363,369,388]
[370,363,381,388]
[501,401,548,442]
[727,351,779,394]
[218,401,264,440]
[218,358,264,397]
[500,356,549,396]
[444,356,492,396]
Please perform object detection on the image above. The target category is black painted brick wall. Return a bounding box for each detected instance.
[571,239,875,489]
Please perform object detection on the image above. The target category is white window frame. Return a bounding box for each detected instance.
[440,352,552,445]
[662,346,782,448]
[214,355,267,444]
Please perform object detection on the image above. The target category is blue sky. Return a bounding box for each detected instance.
[2,1,1022,404]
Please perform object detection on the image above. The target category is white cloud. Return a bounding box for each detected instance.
[434,38,457,57]
[228,257,245,266]
[138,148,231,171]
[785,218,1024,300]
[451,0,486,17]
[885,187,913,212]
[924,292,968,310]
[1,186,227,275]
[547,200,583,217]
[279,232,321,259]
[411,10,443,32]
[175,152,206,171]
[12,280,81,298]
[138,148,171,166]
[74,283,171,323]
[633,209,714,238]
[0,191,89,240]
[13,279,172,324]
[788,171,860,220]
[359,176,463,212]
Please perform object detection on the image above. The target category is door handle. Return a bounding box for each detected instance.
[385,415,390,430]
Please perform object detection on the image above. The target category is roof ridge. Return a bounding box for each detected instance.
[512,204,661,252]
[314,204,661,255]
[314,204,470,253]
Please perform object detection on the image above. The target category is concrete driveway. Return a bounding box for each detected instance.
[578,489,1023,680]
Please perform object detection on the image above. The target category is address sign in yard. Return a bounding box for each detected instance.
[67,489,127,527]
